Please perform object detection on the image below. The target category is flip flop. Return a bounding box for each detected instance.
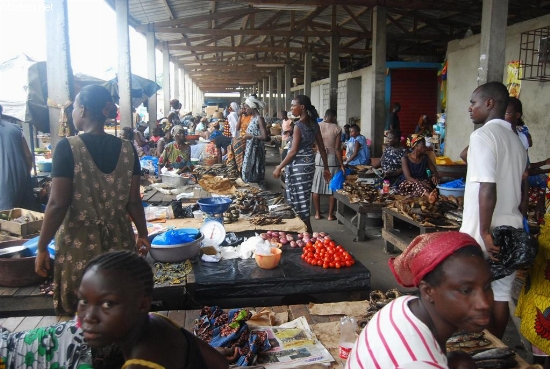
[315,215,324,220]
[327,215,336,221]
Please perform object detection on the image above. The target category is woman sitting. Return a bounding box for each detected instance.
[415,114,433,137]
[155,127,173,158]
[134,121,151,157]
[397,134,439,202]
[376,130,406,185]
[159,125,193,173]
[344,124,370,166]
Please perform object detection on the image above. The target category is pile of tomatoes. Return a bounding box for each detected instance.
[300,238,355,269]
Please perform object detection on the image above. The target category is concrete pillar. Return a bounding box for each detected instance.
[173,64,180,102]
[329,34,340,111]
[370,6,387,158]
[268,74,273,118]
[262,78,267,105]
[163,42,171,117]
[179,68,185,112]
[115,0,132,129]
[285,63,292,109]
[478,0,509,85]
[146,31,157,127]
[44,0,73,150]
[304,52,312,97]
[276,68,283,116]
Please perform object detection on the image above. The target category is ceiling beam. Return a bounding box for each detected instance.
[164,44,373,55]
[151,27,366,38]
[224,0,472,11]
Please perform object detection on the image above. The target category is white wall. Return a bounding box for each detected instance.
[446,14,550,162]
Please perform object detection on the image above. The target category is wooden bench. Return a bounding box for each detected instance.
[333,191,383,241]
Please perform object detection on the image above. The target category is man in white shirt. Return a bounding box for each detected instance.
[227,102,240,138]
[460,81,527,339]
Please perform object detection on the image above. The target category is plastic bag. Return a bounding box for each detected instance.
[329,168,351,191]
[152,229,198,245]
[140,155,159,176]
[488,225,538,280]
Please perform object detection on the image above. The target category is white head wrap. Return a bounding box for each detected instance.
[245,96,265,110]
[171,125,185,136]
[230,102,240,114]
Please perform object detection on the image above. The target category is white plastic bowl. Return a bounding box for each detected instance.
[192,210,204,219]
[436,185,465,197]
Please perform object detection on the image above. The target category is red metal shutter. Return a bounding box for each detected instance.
[390,69,438,138]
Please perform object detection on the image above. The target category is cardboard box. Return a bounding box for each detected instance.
[0,208,44,237]
[205,106,220,118]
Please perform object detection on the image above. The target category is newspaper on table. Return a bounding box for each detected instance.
[253,316,334,368]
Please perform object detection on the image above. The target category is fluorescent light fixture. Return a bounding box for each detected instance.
[254,4,317,11]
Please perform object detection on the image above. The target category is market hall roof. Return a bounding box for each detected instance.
[103,0,550,93]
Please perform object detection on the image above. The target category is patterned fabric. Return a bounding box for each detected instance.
[54,137,136,315]
[133,130,150,157]
[285,121,317,219]
[0,319,92,369]
[311,153,339,195]
[381,146,406,175]
[239,115,252,137]
[159,142,191,170]
[515,174,550,354]
[241,116,265,184]
[231,137,247,174]
[396,155,432,197]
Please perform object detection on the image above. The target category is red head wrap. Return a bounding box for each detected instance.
[389,231,480,288]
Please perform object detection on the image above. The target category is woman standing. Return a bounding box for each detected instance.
[312,109,344,220]
[344,124,371,166]
[396,134,439,202]
[241,96,268,186]
[273,95,331,233]
[35,84,149,315]
[159,125,193,173]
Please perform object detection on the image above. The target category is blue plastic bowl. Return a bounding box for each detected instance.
[197,197,232,214]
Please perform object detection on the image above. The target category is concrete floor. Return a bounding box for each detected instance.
[262,146,531,363]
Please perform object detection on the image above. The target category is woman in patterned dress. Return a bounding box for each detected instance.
[159,125,193,173]
[35,84,150,315]
[273,95,331,233]
[241,96,268,186]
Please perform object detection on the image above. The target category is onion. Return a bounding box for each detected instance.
[280,238,289,245]
[303,232,310,238]
[290,241,297,248]
[297,240,305,247]
[286,234,294,241]
[310,237,316,243]
[303,237,310,244]
[297,233,303,239]
[319,232,327,238]
[260,233,268,240]
[312,232,319,238]
[279,231,286,237]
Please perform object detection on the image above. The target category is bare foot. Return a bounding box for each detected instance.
[428,189,438,204]
[315,214,324,220]
[327,214,336,221]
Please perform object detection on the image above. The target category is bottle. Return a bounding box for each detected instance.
[383,180,390,194]
[339,316,357,359]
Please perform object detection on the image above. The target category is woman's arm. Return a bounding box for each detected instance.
[426,155,440,185]
[346,141,361,164]
[460,146,469,163]
[334,133,344,172]
[35,177,73,276]
[273,124,301,178]
[126,174,150,255]
[195,337,229,369]
[156,140,166,158]
[134,131,148,147]
[315,128,332,182]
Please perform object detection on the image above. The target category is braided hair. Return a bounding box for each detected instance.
[83,250,154,298]
[294,95,319,123]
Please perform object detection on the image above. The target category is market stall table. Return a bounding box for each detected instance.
[165,215,307,234]
[333,191,385,241]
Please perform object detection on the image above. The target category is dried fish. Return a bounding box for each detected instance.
[447,338,491,349]
[475,358,518,368]
[447,331,485,344]
[472,347,515,361]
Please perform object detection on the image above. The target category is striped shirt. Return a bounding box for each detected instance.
[345,296,448,369]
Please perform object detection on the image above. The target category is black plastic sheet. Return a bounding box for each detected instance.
[489,225,538,280]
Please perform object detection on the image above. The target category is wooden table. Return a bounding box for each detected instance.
[165,215,307,233]
[333,191,384,241]
[381,208,457,253]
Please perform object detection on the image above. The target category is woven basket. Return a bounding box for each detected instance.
[270,127,282,136]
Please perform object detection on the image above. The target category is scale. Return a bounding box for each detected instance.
[197,197,232,248]
[200,220,226,248]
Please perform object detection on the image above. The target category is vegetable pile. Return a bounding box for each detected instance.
[300,232,355,268]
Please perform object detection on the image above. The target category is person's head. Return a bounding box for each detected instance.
[505,97,523,127]
[170,99,181,110]
[386,130,401,147]
[244,95,265,115]
[324,109,337,124]
[291,95,319,122]
[171,125,186,144]
[121,127,134,141]
[349,124,361,138]
[212,122,220,130]
[393,103,401,113]
[136,121,148,132]
[240,103,248,115]
[152,127,161,137]
[418,115,428,127]
[389,232,493,334]
[407,134,426,153]
[280,110,288,120]
[200,117,207,125]
[343,124,351,134]
[194,115,202,124]
[469,82,509,125]
[72,85,115,131]
[77,251,153,348]
[229,102,239,113]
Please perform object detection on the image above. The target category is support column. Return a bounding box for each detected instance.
[285,63,292,109]
[276,68,283,116]
[304,52,312,97]
[115,0,132,129]
[478,0,509,85]
[45,0,73,150]
[262,78,267,104]
[370,6,387,158]
[329,33,340,111]
[268,74,273,118]
[173,63,180,102]
[163,42,171,117]
[179,68,185,112]
[146,30,157,127]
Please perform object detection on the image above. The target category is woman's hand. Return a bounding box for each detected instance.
[323,169,332,182]
[136,236,151,256]
[431,174,440,186]
[273,166,282,179]
[35,249,51,277]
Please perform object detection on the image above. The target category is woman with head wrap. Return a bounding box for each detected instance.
[35,84,149,315]
[159,125,193,173]
[396,134,440,203]
[241,95,268,186]
[346,232,493,369]
[155,126,173,158]
[227,102,240,138]
[273,95,331,233]
[133,121,151,157]
[415,114,433,137]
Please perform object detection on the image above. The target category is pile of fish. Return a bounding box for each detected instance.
[193,162,240,180]
[249,215,284,226]
[339,182,394,204]
[268,204,296,219]
[231,190,285,216]
[390,195,464,228]
[359,289,402,327]
[446,332,517,368]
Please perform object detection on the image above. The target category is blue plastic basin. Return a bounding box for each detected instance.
[197,197,232,214]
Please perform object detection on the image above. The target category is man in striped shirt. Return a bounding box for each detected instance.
[346,232,493,369]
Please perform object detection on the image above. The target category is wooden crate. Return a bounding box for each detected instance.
[0,209,44,237]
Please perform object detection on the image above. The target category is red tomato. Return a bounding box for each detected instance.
[329,240,336,247]
[316,260,322,266]
[306,242,313,248]
[323,263,329,269]
[345,261,352,267]
[323,238,331,245]
[335,262,341,269]
[329,262,335,268]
